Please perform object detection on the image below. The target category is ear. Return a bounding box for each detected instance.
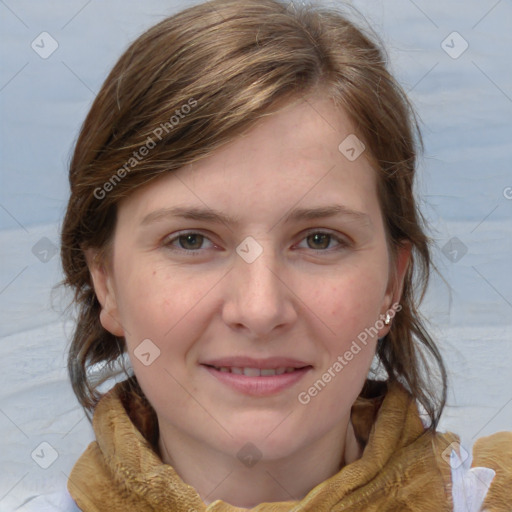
[84,248,125,337]
[378,241,411,337]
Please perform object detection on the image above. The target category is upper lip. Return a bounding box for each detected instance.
[201,357,312,369]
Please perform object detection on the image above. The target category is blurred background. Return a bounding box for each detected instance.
[0,0,511,508]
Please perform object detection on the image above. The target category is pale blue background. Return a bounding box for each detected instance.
[0,1,511,508]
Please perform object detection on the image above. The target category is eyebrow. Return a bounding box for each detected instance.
[140,204,373,229]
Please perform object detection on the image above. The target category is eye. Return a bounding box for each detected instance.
[296,231,350,251]
[162,229,350,255]
[163,231,215,253]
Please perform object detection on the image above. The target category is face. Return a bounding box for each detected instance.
[89,93,409,462]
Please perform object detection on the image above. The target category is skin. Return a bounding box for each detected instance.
[87,93,410,508]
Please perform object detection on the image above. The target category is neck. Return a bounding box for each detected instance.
[158,417,362,508]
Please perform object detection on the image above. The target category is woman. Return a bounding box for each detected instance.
[47,0,512,510]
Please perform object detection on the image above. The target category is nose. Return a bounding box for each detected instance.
[221,244,297,340]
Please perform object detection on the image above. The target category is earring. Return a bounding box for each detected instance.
[384,313,391,326]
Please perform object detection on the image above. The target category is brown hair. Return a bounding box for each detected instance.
[61,0,447,428]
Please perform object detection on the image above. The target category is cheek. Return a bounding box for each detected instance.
[298,269,386,412]
[116,271,161,331]
[114,261,213,349]
[322,265,387,330]
[113,264,201,401]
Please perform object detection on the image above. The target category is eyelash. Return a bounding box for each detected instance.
[162,230,351,255]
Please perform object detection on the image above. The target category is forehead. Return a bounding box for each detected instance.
[191,95,368,175]
[117,94,380,226]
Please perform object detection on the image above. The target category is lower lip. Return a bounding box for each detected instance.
[202,365,311,396]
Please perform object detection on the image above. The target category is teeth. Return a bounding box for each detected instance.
[243,367,260,377]
[213,366,298,376]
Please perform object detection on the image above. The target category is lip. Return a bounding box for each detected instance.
[200,357,313,396]
[201,356,310,369]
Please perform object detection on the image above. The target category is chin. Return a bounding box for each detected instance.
[222,422,312,462]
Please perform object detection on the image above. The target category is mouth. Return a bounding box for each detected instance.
[204,365,308,376]
[200,358,313,396]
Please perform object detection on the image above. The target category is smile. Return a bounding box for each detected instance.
[201,359,313,396]
[209,366,300,376]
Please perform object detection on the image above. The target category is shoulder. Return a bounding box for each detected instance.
[451,431,512,512]
[17,489,81,512]
[472,431,512,511]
